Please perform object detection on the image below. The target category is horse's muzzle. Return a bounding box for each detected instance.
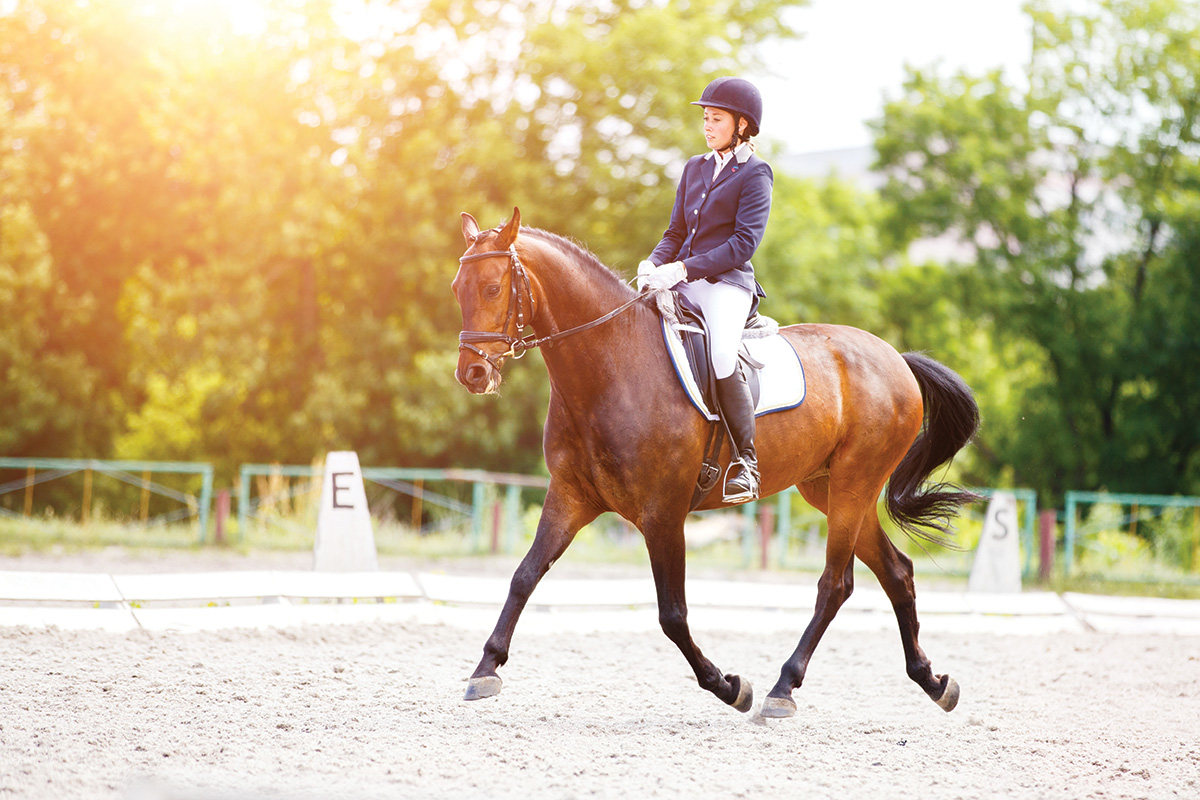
[456,359,500,395]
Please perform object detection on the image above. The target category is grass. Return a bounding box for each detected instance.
[3,512,1200,599]
[0,516,205,555]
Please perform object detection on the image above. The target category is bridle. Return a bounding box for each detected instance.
[457,243,536,371]
[457,237,652,372]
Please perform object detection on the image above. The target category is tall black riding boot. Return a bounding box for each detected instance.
[715,365,759,504]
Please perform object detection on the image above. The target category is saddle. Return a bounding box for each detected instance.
[658,291,774,510]
[670,291,766,415]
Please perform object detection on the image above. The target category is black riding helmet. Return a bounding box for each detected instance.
[691,77,762,138]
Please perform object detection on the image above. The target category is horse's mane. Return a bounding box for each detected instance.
[521,227,634,297]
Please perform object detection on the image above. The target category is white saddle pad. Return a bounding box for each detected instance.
[659,316,806,422]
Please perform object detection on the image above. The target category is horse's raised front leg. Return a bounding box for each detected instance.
[854,514,960,712]
[463,487,598,701]
[761,487,861,718]
[643,516,753,713]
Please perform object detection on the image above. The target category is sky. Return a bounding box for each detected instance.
[754,0,1033,155]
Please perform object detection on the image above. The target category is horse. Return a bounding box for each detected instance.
[451,208,981,718]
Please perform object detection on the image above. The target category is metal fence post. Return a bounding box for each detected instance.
[759,502,774,570]
[471,481,486,552]
[1064,493,1078,576]
[238,465,251,541]
[504,484,522,553]
[775,489,791,565]
[741,501,757,567]
[198,465,214,544]
[1039,509,1056,582]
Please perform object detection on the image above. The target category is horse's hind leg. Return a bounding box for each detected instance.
[464,487,598,701]
[854,512,960,711]
[643,516,753,713]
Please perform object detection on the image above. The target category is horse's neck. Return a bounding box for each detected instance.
[541,304,662,413]
[527,250,657,404]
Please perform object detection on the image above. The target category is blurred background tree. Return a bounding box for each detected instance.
[871,0,1200,501]
[0,0,801,484]
[1,0,1197,508]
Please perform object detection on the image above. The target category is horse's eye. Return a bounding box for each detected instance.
[485,284,502,299]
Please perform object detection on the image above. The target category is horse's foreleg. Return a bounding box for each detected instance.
[464,489,598,701]
[761,493,861,718]
[855,517,960,712]
[644,522,753,713]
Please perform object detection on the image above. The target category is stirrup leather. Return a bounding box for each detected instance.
[722,456,759,504]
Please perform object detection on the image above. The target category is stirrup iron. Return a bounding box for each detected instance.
[722,457,759,504]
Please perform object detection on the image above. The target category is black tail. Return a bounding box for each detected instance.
[886,352,984,545]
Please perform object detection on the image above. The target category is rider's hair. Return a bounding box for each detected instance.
[731,113,754,149]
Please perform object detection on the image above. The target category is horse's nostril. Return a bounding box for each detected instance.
[465,364,488,385]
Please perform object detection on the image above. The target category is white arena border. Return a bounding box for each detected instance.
[1,569,1199,635]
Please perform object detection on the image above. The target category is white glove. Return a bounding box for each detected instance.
[644,261,687,291]
[635,259,656,292]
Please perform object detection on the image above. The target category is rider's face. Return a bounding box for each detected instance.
[703,107,744,152]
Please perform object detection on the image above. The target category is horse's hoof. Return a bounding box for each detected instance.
[759,695,797,718]
[463,675,502,701]
[728,675,754,713]
[935,676,960,712]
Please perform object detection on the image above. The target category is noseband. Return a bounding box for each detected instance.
[457,240,652,372]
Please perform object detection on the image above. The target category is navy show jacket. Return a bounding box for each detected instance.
[649,145,773,297]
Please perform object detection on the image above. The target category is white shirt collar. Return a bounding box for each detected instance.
[703,141,753,164]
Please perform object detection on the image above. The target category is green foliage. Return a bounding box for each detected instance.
[0,517,205,555]
[756,173,886,329]
[3,0,1198,538]
[0,203,99,454]
[0,0,802,485]
[871,0,1200,502]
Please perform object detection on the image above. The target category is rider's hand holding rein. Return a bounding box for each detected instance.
[642,261,687,292]
[635,259,656,292]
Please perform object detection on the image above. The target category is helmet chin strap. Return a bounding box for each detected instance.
[717,114,747,155]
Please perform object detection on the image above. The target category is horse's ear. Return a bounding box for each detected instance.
[495,207,521,249]
[461,212,480,244]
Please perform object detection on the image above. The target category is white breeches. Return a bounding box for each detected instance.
[676,279,753,379]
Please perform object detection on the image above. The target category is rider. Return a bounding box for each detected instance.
[638,76,773,504]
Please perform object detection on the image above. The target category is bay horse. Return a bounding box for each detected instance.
[452,208,980,718]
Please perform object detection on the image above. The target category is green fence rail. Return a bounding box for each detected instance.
[0,458,214,541]
[20,457,1200,584]
[237,463,549,551]
[1064,491,1200,576]
[762,485,1036,574]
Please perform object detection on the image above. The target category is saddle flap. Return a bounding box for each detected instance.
[670,293,762,415]
[656,292,806,423]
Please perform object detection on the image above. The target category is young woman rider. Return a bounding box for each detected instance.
[637,76,773,504]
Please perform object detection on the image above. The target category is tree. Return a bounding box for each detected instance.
[755,172,887,330]
[0,0,805,483]
[871,0,1200,499]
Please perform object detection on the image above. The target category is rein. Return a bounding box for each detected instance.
[457,244,651,370]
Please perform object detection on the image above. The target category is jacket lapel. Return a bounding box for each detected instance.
[711,159,735,189]
[711,151,750,190]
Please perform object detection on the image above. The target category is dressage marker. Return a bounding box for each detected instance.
[313,451,378,572]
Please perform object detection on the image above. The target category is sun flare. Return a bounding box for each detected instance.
[129,0,270,37]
